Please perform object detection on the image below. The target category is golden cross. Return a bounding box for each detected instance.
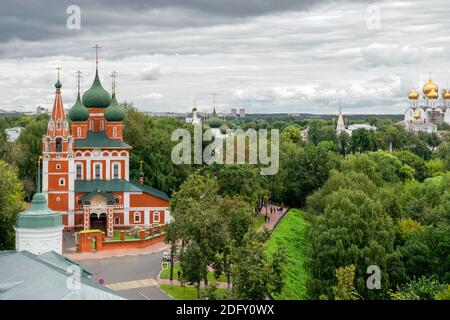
[56,66,61,80]
[76,70,82,93]
[111,71,118,93]
[93,44,101,69]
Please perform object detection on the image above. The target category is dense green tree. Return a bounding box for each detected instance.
[280,143,338,207]
[280,125,302,144]
[395,150,429,182]
[381,125,408,151]
[199,164,268,209]
[305,189,404,299]
[332,265,359,300]
[124,106,193,195]
[350,128,378,153]
[180,241,208,299]
[306,170,378,215]
[308,121,336,145]
[12,115,48,198]
[340,153,382,185]
[397,174,450,226]
[0,161,24,250]
[337,131,350,156]
[369,151,415,183]
[438,142,450,170]
[231,230,286,299]
[400,225,450,283]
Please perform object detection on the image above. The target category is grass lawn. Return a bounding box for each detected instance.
[160,262,228,283]
[266,208,309,300]
[254,215,265,229]
[160,284,229,300]
[112,229,140,240]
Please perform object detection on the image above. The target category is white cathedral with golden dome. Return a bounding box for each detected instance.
[399,75,450,132]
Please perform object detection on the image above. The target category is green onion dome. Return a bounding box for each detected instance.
[82,70,112,108]
[68,93,90,121]
[104,93,126,121]
[55,80,62,89]
[220,121,229,134]
[15,193,62,229]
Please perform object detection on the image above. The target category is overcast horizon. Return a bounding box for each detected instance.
[1,0,449,115]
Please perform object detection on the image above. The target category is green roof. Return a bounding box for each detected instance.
[68,92,90,122]
[74,179,170,201]
[74,131,132,149]
[82,70,112,108]
[15,193,62,229]
[104,93,126,122]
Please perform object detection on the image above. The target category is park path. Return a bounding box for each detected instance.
[258,203,288,231]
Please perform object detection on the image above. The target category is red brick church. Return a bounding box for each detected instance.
[41,53,171,239]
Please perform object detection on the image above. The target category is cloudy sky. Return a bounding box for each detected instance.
[0,0,449,114]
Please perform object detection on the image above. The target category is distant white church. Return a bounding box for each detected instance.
[336,107,377,135]
[397,75,450,133]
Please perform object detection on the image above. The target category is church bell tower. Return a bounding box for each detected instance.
[42,68,75,229]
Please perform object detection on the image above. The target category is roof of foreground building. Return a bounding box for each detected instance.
[0,250,125,300]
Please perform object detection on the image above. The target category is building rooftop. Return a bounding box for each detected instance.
[0,250,125,300]
[74,131,132,149]
[74,179,170,201]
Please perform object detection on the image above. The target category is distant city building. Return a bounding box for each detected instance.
[336,107,376,136]
[231,108,237,117]
[36,106,50,115]
[397,75,450,133]
[239,108,245,118]
[5,127,24,142]
[144,111,185,118]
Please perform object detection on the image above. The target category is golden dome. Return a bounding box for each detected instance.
[427,88,438,99]
[422,77,438,95]
[413,109,421,120]
[443,88,450,99]
[408,89,419,100]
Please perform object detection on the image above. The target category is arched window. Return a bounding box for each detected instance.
[94,163,102,179]
[134,212,141,223]
[100,120,104,131]
[153,211,160,223]
[59,178,65,186]
[112,163,120,179]
[113,127,117,137]
[57,120,62,130]
[77,127,81,137]
[89,120,93,131]
[55,138,63,152]
[76,163,83,180]
[56,164,61,170]
[45,137,51,152]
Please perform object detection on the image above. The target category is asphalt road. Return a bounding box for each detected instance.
[76,251,172,300]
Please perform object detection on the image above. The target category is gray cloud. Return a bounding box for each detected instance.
[0,0,449,114]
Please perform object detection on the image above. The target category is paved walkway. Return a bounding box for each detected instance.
[65,242,169,260]
[158,278,231,289]
[258,203,288,231]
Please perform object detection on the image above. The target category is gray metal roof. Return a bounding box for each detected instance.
[0,251,125,300]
